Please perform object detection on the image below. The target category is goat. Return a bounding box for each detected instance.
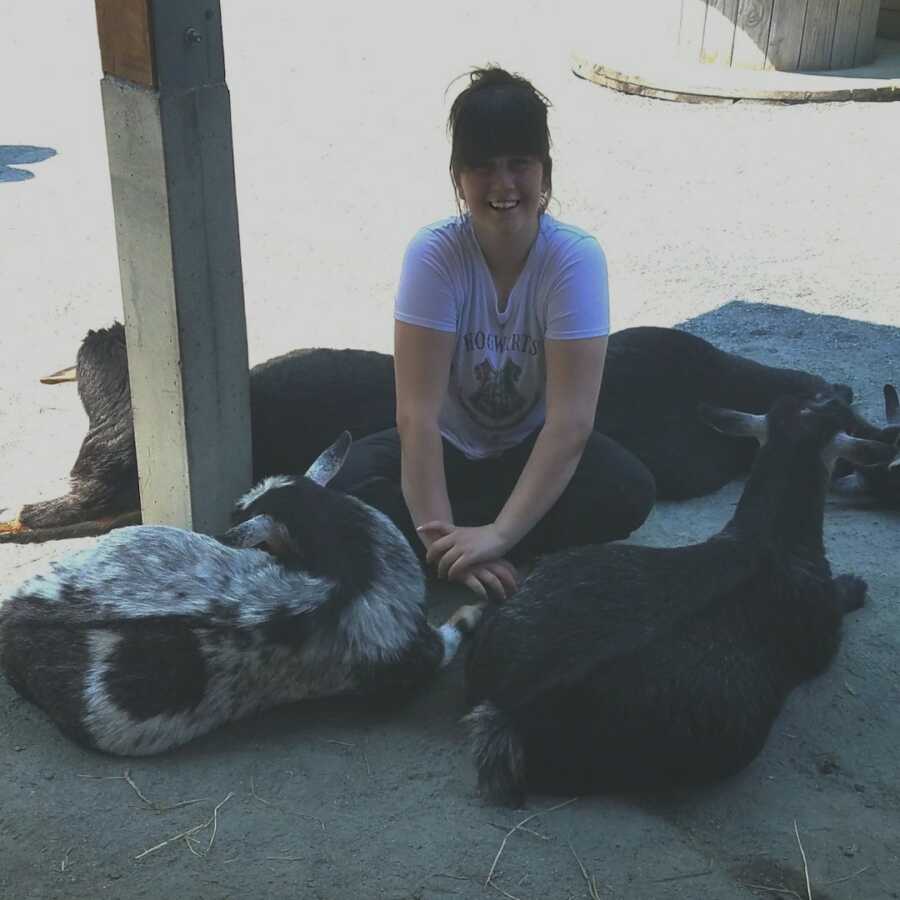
[594,326,854,498]
[0,434,480,756]
[1,322,865,544]
[2,323,396,542]
[462,395,899,805]
[832,384,900,506]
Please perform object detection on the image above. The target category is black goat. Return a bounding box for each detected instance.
[1,322,862,543]
[832,384,900,506]
[463,395,899,805]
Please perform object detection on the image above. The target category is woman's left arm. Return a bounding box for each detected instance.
[424,335,607,578]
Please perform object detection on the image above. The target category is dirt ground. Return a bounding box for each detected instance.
[2,3,899,899]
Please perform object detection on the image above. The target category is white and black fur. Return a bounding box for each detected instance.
[463,394,900,805]
[3,322,875,544]
[0,434,474,756]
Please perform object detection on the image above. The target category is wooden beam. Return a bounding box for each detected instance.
[95,0,155,87]
[95,0,251,535]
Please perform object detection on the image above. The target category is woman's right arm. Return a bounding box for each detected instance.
[394,319,456,552]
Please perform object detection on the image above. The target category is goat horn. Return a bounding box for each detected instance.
[40,365,77,385]
[885,385,899,426]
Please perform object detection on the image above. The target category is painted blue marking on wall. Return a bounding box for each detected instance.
[0,146,58,183]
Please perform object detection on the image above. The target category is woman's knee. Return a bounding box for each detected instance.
[328,428,402,492]
[557,436,657,543]
[606,458,656,538]
[349,477,424,562]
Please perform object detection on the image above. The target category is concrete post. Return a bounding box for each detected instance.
[95,0,252,534]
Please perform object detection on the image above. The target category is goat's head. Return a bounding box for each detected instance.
[825,385,900,506]
[843,385,900,504]
[699,395,900,475]
[218,431,353,561]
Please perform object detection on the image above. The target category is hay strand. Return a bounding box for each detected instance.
[78,770,206,813]
[821,865,871,887]
[485,796,578,887]
[568,842,603,899]
[134,792,234,861]
[793,820,813,900]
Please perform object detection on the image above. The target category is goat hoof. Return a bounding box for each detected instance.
[448,603,485,634]
[834,574,867,612]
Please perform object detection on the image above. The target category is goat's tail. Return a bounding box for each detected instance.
[463,701,527,806]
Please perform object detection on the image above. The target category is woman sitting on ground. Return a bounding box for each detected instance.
[331,66,655,600]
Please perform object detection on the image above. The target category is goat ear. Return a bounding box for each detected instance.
[219,514,277,548]
[305,431,352,486]
[831,383,854,405]
[884,385,899,426]
[219,514,294,557]
[826,433,900,469]
[697,404,767,442]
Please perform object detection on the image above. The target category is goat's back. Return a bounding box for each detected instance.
[0,527,352,754]
[249,348,396,481]
[465,537,849,794]
[596,327,848,498]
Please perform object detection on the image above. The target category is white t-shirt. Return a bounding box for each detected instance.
[394,213,609,459]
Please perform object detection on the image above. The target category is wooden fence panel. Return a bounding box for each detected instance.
[702,0,740,65]
[880,0,900,37]
[679,0,711,61]
[798,0,840,69]
[859,0,884,54]
[766,0,808,69]
[732,0,775,69]
[831,0,865,68]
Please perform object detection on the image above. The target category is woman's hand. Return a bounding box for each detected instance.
[418,521,518,599]
[419,522,511,578]
[457,558,520,602]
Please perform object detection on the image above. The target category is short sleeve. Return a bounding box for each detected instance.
[544,237,610,340]
[394,228,459,333]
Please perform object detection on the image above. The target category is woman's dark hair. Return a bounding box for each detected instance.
[447,66,553,211]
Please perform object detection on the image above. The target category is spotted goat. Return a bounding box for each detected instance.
[0,434,478,756]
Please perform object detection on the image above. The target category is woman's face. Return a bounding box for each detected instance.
[456,155,546,242]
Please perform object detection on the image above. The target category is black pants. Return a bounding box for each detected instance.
[329,428,656,563]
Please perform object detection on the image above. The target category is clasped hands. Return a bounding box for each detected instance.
[417,521,519,602]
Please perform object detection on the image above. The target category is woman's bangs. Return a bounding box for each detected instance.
[455,92,547,168]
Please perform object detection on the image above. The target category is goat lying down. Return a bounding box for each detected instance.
[832,384,900,506]
[0,434,479,756]
[3,321,877,543]
[463,395,899,806]
[2,324,397,542]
